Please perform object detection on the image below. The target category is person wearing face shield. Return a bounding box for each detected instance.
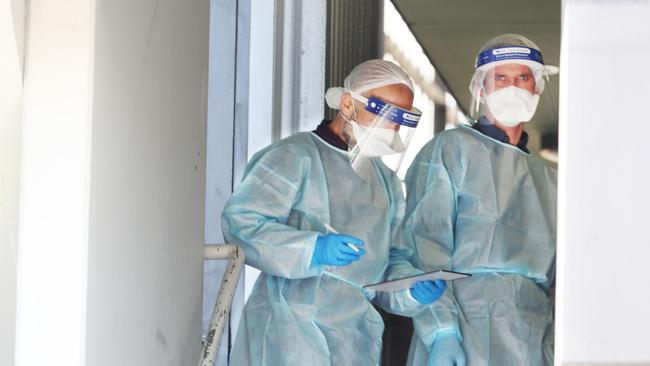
[221,59,447,366]
[403,34,558,366]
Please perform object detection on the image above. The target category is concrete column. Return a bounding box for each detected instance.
[15,0,95,364]
[15,0,210,365]
[0,1,24,364]
[556,1,650,364]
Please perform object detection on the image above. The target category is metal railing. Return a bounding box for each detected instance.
[199,244,245,366]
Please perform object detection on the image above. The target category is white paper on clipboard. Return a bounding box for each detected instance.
[363,270,471,292]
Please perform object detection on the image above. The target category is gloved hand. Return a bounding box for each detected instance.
[311,234,366,267]
[410,279,447,304]
[427,333,466,366]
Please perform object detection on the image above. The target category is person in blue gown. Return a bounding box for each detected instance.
[405,34,558,366]
[222,59,447,366]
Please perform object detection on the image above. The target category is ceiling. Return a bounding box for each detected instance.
[392,0,561,153]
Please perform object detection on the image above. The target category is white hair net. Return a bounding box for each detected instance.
[325,59,414,110]
[469,33,559,96]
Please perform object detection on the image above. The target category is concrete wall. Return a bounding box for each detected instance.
[15,0,96,364]
[8,0,24,73]
[85,0,209,365]
[556,1,650,365]
[0,0,23,364]
[14,0,209,365]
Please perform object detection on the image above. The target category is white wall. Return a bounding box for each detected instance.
[9,0,24,74]
[0,0,23,364]
[15,0,95,364]
[14,0,209,365]
[556,1,650,365]
[85,0,209,365]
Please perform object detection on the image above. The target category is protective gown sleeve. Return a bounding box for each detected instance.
[221,141,323,280]
[403,137,463,349]
[373,167,427,316]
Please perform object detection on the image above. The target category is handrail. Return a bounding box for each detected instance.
[199,244,245,366]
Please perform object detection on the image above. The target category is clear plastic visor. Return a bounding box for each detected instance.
[341,92,421,179]
[344,92,420,159]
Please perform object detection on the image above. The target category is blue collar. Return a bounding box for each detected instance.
[472,116,530,153]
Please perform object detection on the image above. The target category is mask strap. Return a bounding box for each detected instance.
[339,98,361,154]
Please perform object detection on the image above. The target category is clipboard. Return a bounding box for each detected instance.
[363,269,471,292]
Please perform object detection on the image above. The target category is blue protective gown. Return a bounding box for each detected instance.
[404,125,556,366]
[222,131,424,366]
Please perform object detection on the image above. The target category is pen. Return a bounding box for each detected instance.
[323,223,360,253]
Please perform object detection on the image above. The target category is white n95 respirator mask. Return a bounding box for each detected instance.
[483,86,540,127]
[349,121,405,157]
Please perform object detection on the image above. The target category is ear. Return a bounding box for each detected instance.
[340,93,354,118]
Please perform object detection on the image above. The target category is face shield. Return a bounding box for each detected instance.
[468,45,559,128]
[341,91,422,174]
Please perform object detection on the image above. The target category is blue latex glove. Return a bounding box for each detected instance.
[410,279,447,304]
[311,234,366,267]
[427,333,466,366]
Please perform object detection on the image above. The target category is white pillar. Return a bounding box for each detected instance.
[556,1,650,365]
[15,0,210,365]
[85,0,209,364]
[15,0,95,364]
[0,0,24,364]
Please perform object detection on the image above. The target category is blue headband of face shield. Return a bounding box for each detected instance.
[351,93,422,128]
[475,46,545,69]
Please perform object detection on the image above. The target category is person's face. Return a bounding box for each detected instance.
[341,83,414,131]
[483,63,536,95]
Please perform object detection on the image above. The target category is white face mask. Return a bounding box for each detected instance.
[349,120,405,157]
[483,86,540,127]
